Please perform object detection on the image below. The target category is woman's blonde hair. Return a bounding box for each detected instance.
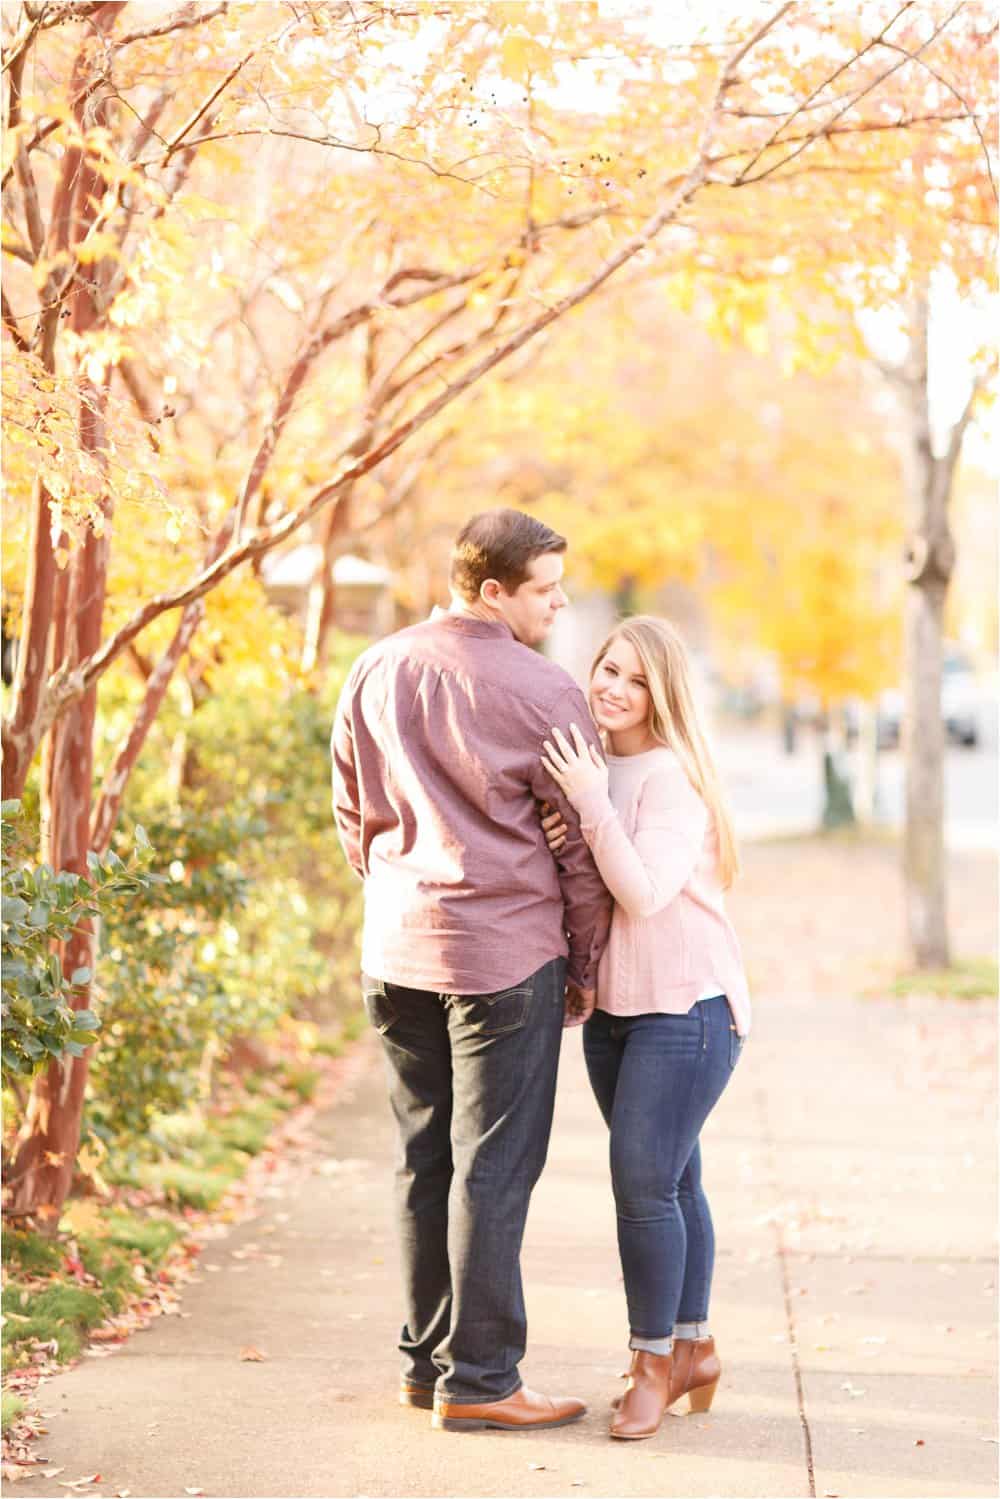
[590,615,740,888]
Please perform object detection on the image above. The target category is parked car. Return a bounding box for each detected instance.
[941,652,983,746]
[876,647,983,749]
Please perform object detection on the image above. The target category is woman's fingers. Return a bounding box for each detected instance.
[551,725,573,757]
[570,722,589,754]
[540,754,565,788]
[590,743,605,768]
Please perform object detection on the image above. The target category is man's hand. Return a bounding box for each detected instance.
[563,984,596,1028]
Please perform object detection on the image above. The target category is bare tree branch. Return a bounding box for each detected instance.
[115,2,229,48]
[733,2,915,178]
[734,3,966,187]
[945,374,985,474]
[879,39,998,203]
[2,2,109,77]
[90,597,205,853]
[116,355,161,422]
[159,50,254,163]
[7,46,47,259]
[2,286,31,351]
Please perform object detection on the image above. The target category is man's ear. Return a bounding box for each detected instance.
[480,578,504,608]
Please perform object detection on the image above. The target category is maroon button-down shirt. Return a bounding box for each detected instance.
[331,610,612,993]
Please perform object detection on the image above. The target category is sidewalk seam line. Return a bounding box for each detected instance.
[755,1086,817,1499]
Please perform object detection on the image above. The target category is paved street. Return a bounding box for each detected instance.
[714,726,998,850]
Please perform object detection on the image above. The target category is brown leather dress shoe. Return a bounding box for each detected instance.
[432,1385,586,1432]
[610,1351,673,1440]
[399,1381,435,1410]
[611,1337,721,1419]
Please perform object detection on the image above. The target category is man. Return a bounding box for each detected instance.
[331,508,612,1433]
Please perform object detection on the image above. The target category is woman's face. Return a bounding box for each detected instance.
[589,636,652,738]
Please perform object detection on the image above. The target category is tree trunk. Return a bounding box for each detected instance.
[301,479,354,676]
[904,569,949,965]
[5,16,119,1218]
[6,500,108,1221]
[891,292,974,969]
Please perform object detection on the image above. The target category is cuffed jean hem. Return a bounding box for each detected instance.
[674,1321,711,1340]
[629,1334,673,1355]
[436,1377,523,1405]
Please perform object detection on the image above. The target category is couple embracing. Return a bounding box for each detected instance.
[331,508,750,1442]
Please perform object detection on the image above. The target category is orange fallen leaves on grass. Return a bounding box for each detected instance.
[239,1345,266,1361]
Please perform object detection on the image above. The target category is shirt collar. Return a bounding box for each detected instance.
[430,605,515,642]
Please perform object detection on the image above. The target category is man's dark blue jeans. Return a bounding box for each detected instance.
[361,955,567,1403]
[582,996,743,1349]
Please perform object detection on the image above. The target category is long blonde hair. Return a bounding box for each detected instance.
[590,616,740,888]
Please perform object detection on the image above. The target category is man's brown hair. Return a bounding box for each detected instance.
[449,508,567,603]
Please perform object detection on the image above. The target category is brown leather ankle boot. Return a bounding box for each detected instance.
[609,1350,673,1440]
[610,1336,722,1415]
[670,1335,721,1413]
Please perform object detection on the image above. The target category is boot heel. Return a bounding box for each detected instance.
[688,1376,719,1413]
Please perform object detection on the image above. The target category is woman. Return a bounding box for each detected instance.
[540,615,750,1442]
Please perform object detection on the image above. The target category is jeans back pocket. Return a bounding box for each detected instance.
[361,974,399,1037]
[451,980,533,1038]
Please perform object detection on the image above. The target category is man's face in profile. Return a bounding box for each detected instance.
[492,552,568,648]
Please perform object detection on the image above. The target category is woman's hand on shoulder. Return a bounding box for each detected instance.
[541,723,608,810]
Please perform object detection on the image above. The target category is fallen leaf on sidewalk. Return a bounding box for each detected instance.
[914,1439,925,1446]
[44,1470,67,1479]
[57,1476,101,1489]
[840,1381,866,1397]
[528,1462,546,1470]
[184,1488,204,1495]
[2,1465,36,1483]
[239,1346,266,1361]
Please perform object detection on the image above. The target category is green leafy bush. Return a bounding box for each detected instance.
[1,801,152,1083]
[81,635,365,1148]
[3,631,367,1169]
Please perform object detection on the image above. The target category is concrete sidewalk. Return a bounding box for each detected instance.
[12,845,998,1498]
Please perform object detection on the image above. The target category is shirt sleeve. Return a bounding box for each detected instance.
[528,685,613,989]
[571,761,708,921]
[330,675,364,880]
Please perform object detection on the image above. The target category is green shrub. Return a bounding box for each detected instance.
[889,958,998,999]
[78,636,365,1155]
[95,1211,181,1264]
[2,1393,25,1431]
[2,1228,62,1275]
[1,802,152,1083]
[2,1281,105,1364]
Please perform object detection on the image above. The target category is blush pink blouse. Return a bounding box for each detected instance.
[572,747,751,1036]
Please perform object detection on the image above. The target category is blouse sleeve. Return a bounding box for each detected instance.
[571,762,708,920]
